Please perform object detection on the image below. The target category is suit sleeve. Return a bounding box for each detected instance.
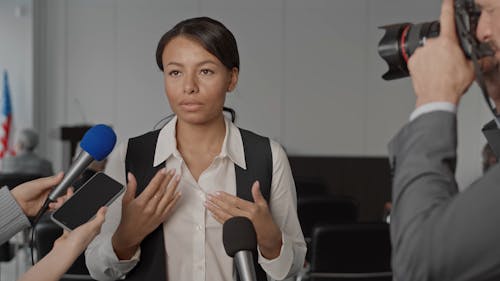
[0,187,31,245]
[389,111,500,281]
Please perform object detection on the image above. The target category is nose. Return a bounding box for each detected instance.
[183,72,199,95]
[476,12,491,43]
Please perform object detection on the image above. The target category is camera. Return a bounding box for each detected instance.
[378,0,493,80]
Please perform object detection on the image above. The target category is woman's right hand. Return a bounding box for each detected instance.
[111,169,181,260]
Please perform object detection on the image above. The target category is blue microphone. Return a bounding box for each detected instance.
[48,124,116,201]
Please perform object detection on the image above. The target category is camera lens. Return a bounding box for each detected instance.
[378,21,440,80]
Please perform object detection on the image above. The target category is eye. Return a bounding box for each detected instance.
[168,70,181,77]
[481,4,497,14]
[200,69,214,75]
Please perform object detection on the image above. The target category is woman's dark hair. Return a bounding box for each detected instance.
[156,17,239,72]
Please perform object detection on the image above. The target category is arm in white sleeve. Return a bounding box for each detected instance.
[85,142,141,281]
[258,140,307,281]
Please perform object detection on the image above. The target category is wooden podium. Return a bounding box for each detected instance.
[60,125,92,166]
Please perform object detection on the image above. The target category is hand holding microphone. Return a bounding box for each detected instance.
[48,124,117,201]
[10,173,64,217]
[32,124,116,223]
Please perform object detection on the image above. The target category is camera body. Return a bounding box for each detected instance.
[378,0,492,80]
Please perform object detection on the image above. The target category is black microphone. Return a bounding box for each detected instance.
[223,216,257,281]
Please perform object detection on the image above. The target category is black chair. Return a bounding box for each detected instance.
[298,196,359,239]
[34,214,96,280]
[306,223,391,281]
[295,177,329,198]
[0,173,43,190]
[0,242,15,262]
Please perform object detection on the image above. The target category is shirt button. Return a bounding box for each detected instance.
[197,225,203,231]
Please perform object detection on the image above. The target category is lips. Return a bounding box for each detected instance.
[180,101,203,111]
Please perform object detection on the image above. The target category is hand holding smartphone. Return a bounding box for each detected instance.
[51,172,124,231]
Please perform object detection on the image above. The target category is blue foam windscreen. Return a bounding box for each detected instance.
[79,124,117,161]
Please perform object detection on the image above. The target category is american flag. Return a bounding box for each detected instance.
[0,71,13,158]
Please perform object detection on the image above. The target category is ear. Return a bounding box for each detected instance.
[227,67,239,92]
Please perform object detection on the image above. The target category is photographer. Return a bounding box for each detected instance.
[389,0,500,280]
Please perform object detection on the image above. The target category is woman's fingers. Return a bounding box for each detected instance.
[157,175,180,211]
[137,169,169,202]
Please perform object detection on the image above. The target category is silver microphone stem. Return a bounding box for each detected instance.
[48,151,93,201]
[235,251,257,281]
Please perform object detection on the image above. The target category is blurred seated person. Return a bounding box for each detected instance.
[482,143,498,173]
[2,129,53,177]
[383,201,392,224]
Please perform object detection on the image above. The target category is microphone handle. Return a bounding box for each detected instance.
[48,151,94,201]
[235,251,257,281]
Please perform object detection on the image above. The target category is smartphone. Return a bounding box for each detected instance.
[51,172,125,231]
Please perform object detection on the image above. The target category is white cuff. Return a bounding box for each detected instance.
[100,234,141,274]
[258,232,294,280]
[410,102,457,121]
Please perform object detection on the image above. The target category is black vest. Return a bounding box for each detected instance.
[124,128,272,281]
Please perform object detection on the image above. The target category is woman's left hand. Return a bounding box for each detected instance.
[205,181,282,259]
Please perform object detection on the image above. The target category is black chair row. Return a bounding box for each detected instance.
[306,223,391,281]
[297,194,391,281]
[0,173,44,190]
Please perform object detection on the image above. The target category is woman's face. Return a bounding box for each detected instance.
[162,36,238,125]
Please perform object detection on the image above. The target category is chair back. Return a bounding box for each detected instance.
[309,223,391,281]
[0,173,43,189]
[298,196,359,239]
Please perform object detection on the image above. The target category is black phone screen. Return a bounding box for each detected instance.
[51,172,124,231]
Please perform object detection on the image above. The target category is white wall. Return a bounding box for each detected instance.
[0,0,33,151]
[34,0,490,188]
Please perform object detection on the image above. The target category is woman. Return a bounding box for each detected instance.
[85,17,306,281]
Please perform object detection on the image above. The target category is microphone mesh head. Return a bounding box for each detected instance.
[80,124,117,161]
[223,216,257,257]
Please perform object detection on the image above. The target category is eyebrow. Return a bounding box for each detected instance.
[164,60,219,68]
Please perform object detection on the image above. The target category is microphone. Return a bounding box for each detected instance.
[223,216,257,281]
[48,124,116,201]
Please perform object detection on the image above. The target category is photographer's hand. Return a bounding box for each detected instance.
[408,0,474,108]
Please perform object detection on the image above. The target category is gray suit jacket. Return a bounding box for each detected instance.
[389,111,500,281]
[2,151,53,176]
[0,187,30,245]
